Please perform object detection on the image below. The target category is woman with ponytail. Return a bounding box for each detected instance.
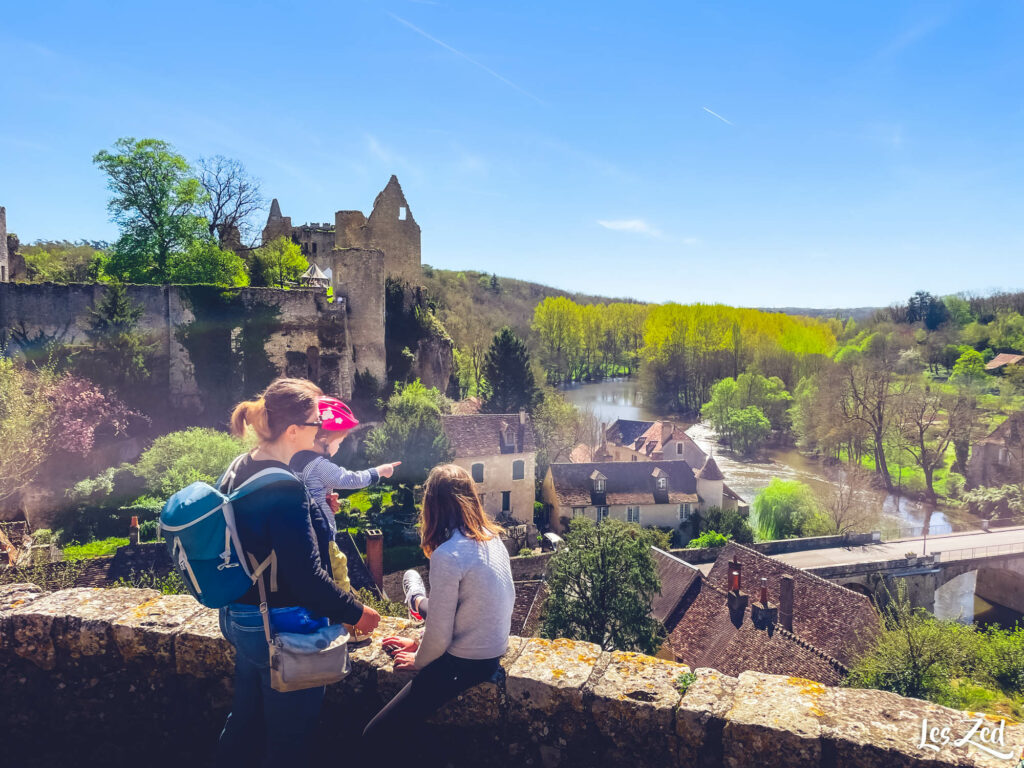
[217,377,381,765]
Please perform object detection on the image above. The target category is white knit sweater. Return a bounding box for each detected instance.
[413,530,515,669]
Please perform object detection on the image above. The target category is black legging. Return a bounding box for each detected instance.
[362,652,500,767]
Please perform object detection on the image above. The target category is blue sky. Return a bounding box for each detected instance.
[2,1,1022,307]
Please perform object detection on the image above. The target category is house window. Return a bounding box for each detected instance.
[679,503,691,521]
[312,242,318,254]
[472,463,484,483]
[399,206,407,221]
[656,477,667,491]
[627,506,640,524]
[598,506,609,521]
[572,507,585,518]
[502,491,511,512]
[512,460,525,480]
[594,478,606,493]
[631,455,638,462]
[676,443,683,456]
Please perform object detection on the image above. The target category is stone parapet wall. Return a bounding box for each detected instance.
[1,583,1017,767]
[672,532,881,565]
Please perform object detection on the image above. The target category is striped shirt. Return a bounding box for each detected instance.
[289,451,379,536]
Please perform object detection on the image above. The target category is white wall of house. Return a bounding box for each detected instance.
[454,451,536,525]
[697,477,724,509]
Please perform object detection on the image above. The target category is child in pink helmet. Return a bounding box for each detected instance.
[289,396,400,535]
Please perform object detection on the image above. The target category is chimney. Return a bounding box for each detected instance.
[129,516,140,546]
[727,558,742,592]
[759,577,768,606]
[779,575,794,632]
[365,529,384,594]
[520,410,527,425]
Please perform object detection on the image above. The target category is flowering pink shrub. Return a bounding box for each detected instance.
[45,375,142,456]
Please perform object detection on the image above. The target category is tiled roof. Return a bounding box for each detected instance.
[548,461,698,508]
[722,483,745,502]
[511,579,547,636]
[450,397,482,415]
[651,548,701,625]
[695,454,724,481]
[605,419,654,446]
[664,579,851,685]
[669,542,880,671]
[986,353,1024,370]
[441,414,537,458]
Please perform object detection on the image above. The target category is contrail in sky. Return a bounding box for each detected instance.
[388,13,544,105]
[702,107,734,126]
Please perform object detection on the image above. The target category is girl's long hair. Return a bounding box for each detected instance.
[419,464,505,557]
[230,378,324,444]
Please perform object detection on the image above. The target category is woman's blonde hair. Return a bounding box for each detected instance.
[230,378,324,443]
[419,464,505,557]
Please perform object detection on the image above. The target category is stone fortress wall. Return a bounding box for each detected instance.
[0,281,351,417]
[0,582,1013,768]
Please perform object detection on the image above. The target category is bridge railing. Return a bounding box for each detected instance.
[936,541,1024,562]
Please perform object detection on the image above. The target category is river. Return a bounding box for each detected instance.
[560,378,978,534]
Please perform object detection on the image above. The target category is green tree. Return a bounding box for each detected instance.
[750,478,821,540]
[726,405,771,456]
[250,236,308,288]
[482,327,539,413]
[93,137,207,283]
[21,240,107,283]
[0,357,56,504]
[167,237,248,286]
[132,428,249,498]
[531,388,597,473]
[695,506,754,544]
[365,380,453,485]
[949,348,987,388]
[541,518,666,654]
[84,282,153,386]
[687,530,730,548]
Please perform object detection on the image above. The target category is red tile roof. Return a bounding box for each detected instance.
[986,353,1024,371]
[695,454,724,481]
[441,413,537,458]
[651,548,702,625]
[664,542,880,681]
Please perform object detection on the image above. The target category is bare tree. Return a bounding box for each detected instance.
[197,155,265,246]
[895,378,969,504]
[813,466,879,535]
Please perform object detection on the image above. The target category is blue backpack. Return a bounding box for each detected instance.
[160,454,296,608]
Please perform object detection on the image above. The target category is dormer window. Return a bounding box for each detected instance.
[590,470,607,494]
[595,478,606,492]
[657,476,668,491]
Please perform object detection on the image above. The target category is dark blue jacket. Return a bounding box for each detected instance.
[221,454,364,626]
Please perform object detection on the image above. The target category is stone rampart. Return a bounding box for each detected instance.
[0,282,352,422]
[1,583,1017,767]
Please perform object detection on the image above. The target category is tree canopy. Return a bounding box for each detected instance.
[482,326,539,413]
[365,380,453,485]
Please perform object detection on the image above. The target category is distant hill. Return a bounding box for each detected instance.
[756,306,881,323]
[419,266,631,348]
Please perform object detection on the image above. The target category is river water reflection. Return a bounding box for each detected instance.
[560,378,976,533]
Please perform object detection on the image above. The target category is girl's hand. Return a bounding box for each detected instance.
[376,461,402,479]
[382,635,418,654]
[326,492,341,514]
[393,650,416,669]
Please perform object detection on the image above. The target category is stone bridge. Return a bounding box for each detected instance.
[2,583,1022,767]
[807,544,1024,622]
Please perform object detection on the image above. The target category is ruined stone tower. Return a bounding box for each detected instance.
[257,177,422,390]
[0,206,8,283]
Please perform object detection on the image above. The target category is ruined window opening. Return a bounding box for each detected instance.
[313,242,318,254]
[399,206,407,221]
[472,463,484,483]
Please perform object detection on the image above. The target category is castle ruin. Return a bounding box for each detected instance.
[259,175,422,386]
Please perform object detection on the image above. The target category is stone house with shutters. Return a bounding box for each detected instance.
[440,412,538,528]
[541,454,744,537]
[967,411,1024,489]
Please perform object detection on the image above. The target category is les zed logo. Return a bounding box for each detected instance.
[918,716,1014,760]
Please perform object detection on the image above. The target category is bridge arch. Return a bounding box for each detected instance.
[935,567,1024,624]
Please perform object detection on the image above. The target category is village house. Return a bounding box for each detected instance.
[967,410,1024,488]
[598,419,708,465]
[985,353,1024,373]
[441,412,538,528]
[652,542,880,685]
[542,454,744,538]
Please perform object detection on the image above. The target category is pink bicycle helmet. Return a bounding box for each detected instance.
[317,396,359,431]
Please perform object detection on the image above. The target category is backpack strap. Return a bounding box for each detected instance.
[248,552,275,646]
[219,453,249,494]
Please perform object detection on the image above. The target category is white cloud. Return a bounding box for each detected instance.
[597,219,662,237]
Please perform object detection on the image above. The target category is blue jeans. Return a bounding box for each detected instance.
[217,604,326,766]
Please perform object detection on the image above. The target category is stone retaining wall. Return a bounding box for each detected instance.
[672,532,880,565]
[0,583,1018,767]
